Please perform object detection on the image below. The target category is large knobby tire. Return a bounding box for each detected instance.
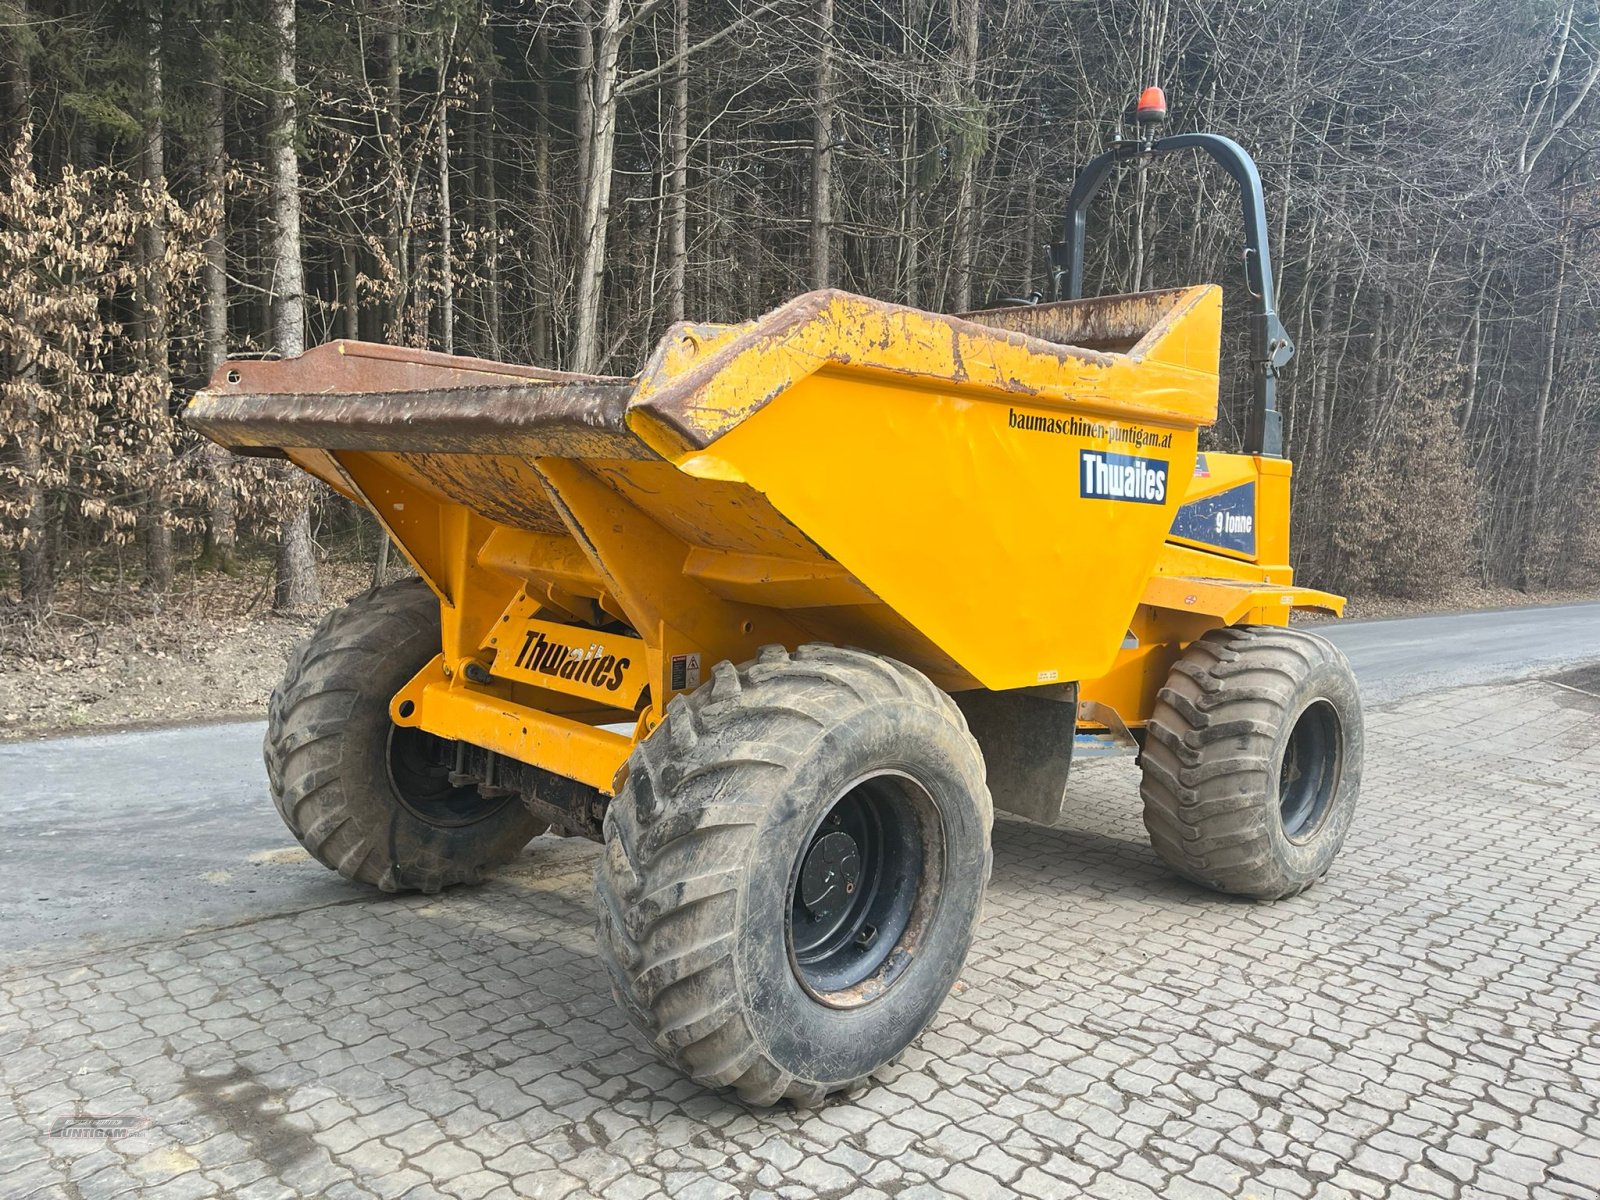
[1140,625,1363,900]
[265,577,546,893]
[594,644,992,1107]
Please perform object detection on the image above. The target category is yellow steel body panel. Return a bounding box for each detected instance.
[627,286,1225,457]
[189,285,1348,789]
[1076,453,1343,726]
[389,656,632,794]
[678,374,1202,690]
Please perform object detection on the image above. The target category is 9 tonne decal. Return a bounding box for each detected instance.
[1169,481,1257,557]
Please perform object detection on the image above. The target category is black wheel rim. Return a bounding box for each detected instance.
[386,726,514,828]
[785,771,941,1007]
[1278,700,1341,843]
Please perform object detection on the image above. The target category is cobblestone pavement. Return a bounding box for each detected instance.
[3,677,1598,1200]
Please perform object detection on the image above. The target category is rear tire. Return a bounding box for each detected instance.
[1140,625,1362,900]
[594,644,991,1106]
[265,578,547,893]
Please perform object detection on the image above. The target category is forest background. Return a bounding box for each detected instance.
[2,0,1598,644]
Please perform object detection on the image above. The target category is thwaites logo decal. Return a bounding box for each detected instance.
[492,616,648,709]
[1079,449,1170,505]
[1169,481,1257,556]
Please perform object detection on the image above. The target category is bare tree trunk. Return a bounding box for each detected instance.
[948,0,979,311]
[372,524,391,586]
[898,0,925,307]
[268,4,304,358]
[1306,264,1337,482]
[12,369,48,605]
[437,33,454,355]
[531,30,553,361]
[383,19,405,339]
[1518,1,1600,176]
[200,0,236,572]
[900,112,919,307]
[1459,248,1489,433]
[1130,157,1147,294]
[140,0,174,593]
[481,75,502,358]
[574,0,595,201]
[1020,107,1038,297]
[809,0,834,290]
[571,0,624,374]
[268,0,319,612]
[1523,225,1567,586]
[6,4,50,606]
[570,0,596,362]
[341,243,359,338]
[667,0,690,320]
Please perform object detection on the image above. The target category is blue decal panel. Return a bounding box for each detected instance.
[1169,481,1257,556]
[1079,450,1169,505]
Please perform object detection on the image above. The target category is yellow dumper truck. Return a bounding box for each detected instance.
[189,99,1361,1106]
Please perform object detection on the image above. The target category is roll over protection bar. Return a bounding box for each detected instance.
[1050,131,1294,457]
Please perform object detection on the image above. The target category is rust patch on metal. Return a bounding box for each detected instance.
[396,453,571,534]
[785,768,947,1011]
[960,288,1199,355]
[188,382,644,457]
[185,339,648,460]
[188,293,1213,474]
[208,337,615,391]
[626,288,1169,455]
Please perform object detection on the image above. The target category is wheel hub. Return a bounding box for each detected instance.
[785,772,935,1004]
[386,725,513,828]
[799,829,861,924]
[1278,699,1340,843]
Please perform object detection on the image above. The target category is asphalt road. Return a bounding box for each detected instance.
[2,602,1596,968]
[1317,600,1600,704]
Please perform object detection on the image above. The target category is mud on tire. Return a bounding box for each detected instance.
[1140,625,1363,901]
[265,577,546,893]
[593,644,992,1107]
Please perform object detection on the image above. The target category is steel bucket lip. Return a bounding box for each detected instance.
[188,285,1218,462]
[187,338,644,457]
[186,379,645,456]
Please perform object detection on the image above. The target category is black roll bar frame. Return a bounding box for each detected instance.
[1050,132,1293,457]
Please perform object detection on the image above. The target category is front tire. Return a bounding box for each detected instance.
[594,644,991,1106]
[1140,625,1363,900]
[265,578,547,893]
